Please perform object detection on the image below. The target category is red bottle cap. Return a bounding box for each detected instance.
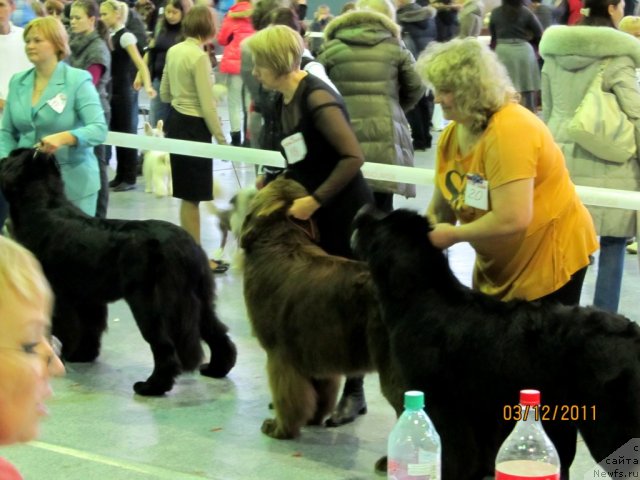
[520,389,540,406]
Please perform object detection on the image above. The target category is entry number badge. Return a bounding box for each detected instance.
[464,173,489,210]
[47,93,67,114]
[281,132,307,165]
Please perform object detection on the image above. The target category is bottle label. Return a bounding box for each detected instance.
[495,474,560,480]
[408,462,438,477]
[496,460,560,480]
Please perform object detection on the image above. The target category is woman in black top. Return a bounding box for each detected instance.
[100,0,155,191]
[136,0,192,125]
[245,25,374,427]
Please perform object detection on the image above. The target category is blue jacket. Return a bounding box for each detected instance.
[0,62,107,202]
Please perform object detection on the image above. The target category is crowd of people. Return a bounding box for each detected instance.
[1,0,640,474]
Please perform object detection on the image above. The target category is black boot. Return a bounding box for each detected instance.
[230,131,242,147]
[325,376,367,427]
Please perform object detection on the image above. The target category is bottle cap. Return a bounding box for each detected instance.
[404,390,425,410]
[520,389,541,406]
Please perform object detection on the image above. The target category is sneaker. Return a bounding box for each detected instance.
[627,241,638,254]
[108,178,121,188]
[209,259,229,273]
[112,182,136,192]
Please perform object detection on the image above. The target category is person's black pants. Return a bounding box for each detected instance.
[110,91,139,184]
[536,265,588,307]
[406,93,433,150]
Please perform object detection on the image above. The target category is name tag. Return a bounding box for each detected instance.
[464,173,488,210]
[281,132,307,164]
[47,93,67,114]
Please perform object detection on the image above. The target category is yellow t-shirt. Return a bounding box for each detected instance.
[436,103,598,301]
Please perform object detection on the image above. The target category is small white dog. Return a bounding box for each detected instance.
[208,186,256,268]
[142,121,172,197]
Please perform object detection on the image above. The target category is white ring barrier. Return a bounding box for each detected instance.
[106,131,640,210]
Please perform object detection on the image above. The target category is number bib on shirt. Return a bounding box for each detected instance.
[281,132,307,164]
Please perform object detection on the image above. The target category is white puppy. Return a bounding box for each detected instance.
[142,121,172,197]
[208,186,256,268]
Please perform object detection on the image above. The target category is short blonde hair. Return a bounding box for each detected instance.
[619,15,640,37]
[0,237,52,313]
[416,38,516,133]
[101,0,129,24]
[23,16,70,60]
[245,25,304,76]
[356,0,395,20]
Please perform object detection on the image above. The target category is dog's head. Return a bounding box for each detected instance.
[143,120,165,138]
[352,207,452,296]
[240,177,308,251]
[0,148,64,203]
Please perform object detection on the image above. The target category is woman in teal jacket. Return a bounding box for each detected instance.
[0,17,107,215]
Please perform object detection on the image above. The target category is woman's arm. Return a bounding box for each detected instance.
[159,61,171,103]
[217,16,234,46]
[608,58,640,157]
[133,50,151,90]
[289,89,364,220]
[39,75,108,153]
[125,42,156,98]
[426,185,456,225]
[429,177,534,249]
[398,47,426,112]
[194,54,227,144]
[86,64,105,86]
[0,90,18,159]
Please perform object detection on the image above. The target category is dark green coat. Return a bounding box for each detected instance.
[318,11,425,197]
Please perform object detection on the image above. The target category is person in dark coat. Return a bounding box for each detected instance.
[396,0,436,150]
[318,0,425,211]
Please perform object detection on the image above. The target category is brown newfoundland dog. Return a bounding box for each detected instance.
[240,178,399,439]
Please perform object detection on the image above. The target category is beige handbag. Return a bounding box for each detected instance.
[566,60,637,163]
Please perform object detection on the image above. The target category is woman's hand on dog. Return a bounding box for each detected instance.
[428,223,459,250]
[37,132,77,153]
[288,196,321,221]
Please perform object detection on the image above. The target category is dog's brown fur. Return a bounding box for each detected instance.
[240,178,397,439]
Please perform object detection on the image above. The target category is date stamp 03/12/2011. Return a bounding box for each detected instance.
[503,404,597,422]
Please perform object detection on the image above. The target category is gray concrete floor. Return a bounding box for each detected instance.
[3,127,638,479]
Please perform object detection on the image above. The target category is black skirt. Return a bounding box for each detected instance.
[165,108,213,202]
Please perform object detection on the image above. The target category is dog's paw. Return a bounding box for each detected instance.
[133,380,172,396]
[63,346,100,363]
[199,339,237,378]
[260,418,295,439]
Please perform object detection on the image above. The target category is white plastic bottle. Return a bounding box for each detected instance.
[387,390,441,480]
[495,389,561,480]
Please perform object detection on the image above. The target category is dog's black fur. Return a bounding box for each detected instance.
[0,148,237,396]
[240,178,398,438]
[353,208,640,479]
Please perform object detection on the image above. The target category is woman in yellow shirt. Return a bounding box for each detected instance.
[417,37,598,304]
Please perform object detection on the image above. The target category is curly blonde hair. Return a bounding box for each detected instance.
[416,38,517,134]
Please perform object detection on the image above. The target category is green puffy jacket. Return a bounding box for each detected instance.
[318,11,426,197]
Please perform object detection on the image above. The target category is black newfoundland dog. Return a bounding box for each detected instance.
[240,178,398,439]
[0,149,237,396]
[352,208,640,479]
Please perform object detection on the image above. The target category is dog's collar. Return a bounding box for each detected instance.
[287,217,319,242]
